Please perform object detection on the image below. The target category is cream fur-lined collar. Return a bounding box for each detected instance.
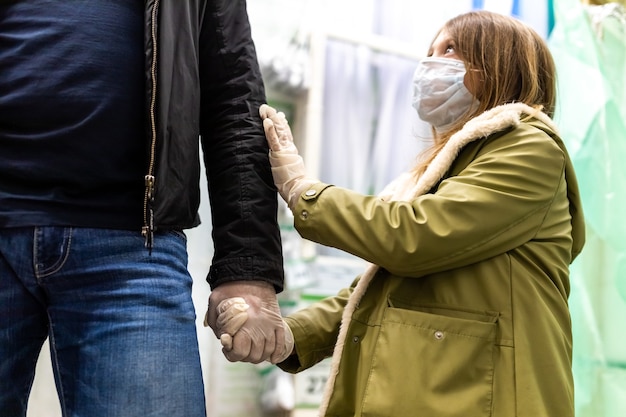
[316,102,557,416]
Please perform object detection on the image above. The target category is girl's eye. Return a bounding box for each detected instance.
[445,45,455,54]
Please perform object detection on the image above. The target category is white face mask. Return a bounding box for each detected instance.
[411,57,479,132]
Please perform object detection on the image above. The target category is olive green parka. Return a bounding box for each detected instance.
[278,103,585,417]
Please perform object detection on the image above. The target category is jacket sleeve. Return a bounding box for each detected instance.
[198,0,284,291]
[278,282,356,373]
[293,124,569,278]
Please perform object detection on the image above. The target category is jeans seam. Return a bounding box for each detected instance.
[47,316,67,417]
[34,227,73,279]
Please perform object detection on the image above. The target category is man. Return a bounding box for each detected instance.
[0,1,284,416]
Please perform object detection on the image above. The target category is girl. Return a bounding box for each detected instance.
[221,10,584,417]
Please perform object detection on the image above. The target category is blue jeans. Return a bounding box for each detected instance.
[0,227,206,417]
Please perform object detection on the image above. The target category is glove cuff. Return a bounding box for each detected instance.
[270,320,295,364]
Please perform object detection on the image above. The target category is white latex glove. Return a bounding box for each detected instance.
[214,297,249,351]
[215,297,295,364]
[204,281,285,364]
[259,104,317,210]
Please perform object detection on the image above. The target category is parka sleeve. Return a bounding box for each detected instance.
[278,282,356,373]
[293,125,570,278]
[198,0,284,291]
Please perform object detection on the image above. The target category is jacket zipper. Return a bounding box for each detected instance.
[142,0,160,250]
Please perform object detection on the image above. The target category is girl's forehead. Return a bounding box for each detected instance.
[431,29,452,47]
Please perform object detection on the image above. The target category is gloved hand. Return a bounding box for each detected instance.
[259,104,317,210]
[204,281,286,363]
[216,297,295,364]
[214,297,249,351]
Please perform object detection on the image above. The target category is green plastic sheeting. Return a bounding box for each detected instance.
[549,1,626,416]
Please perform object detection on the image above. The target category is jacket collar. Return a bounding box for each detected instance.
[385,102,557,201]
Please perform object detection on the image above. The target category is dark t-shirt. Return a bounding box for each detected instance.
[0,0,146,230]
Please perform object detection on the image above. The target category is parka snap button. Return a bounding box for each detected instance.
[305,189,317,197]
[434,331,445,340]
[352,336,360,343]
[300,210,309,220]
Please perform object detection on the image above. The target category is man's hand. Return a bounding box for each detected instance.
[214,297,295,364]
[259,104,317,210]
[204,281,285,363]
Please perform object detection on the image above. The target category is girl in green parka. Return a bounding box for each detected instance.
[217,10,585,417]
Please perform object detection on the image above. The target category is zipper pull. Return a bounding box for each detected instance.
[142,174,156,253]
[142,208,154,252]
[145,174,155,201]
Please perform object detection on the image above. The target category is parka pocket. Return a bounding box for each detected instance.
[360,302,497,417]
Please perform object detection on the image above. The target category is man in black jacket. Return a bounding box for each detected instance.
[0,1,284,416]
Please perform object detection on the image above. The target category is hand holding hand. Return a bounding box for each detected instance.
[259,104,317,210]
[204,281,287,363]
[216,297,294,364]
[214,297,249,351]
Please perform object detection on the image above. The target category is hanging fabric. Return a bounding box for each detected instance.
[549,1,626,416]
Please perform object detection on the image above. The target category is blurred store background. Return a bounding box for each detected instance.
[26,0,625,416]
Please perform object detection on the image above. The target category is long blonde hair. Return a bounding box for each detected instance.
[413,11,557,176]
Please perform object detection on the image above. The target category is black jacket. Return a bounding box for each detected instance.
[143,0,283,291]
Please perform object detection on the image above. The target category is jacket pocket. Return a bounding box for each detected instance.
[360,302,497,417]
